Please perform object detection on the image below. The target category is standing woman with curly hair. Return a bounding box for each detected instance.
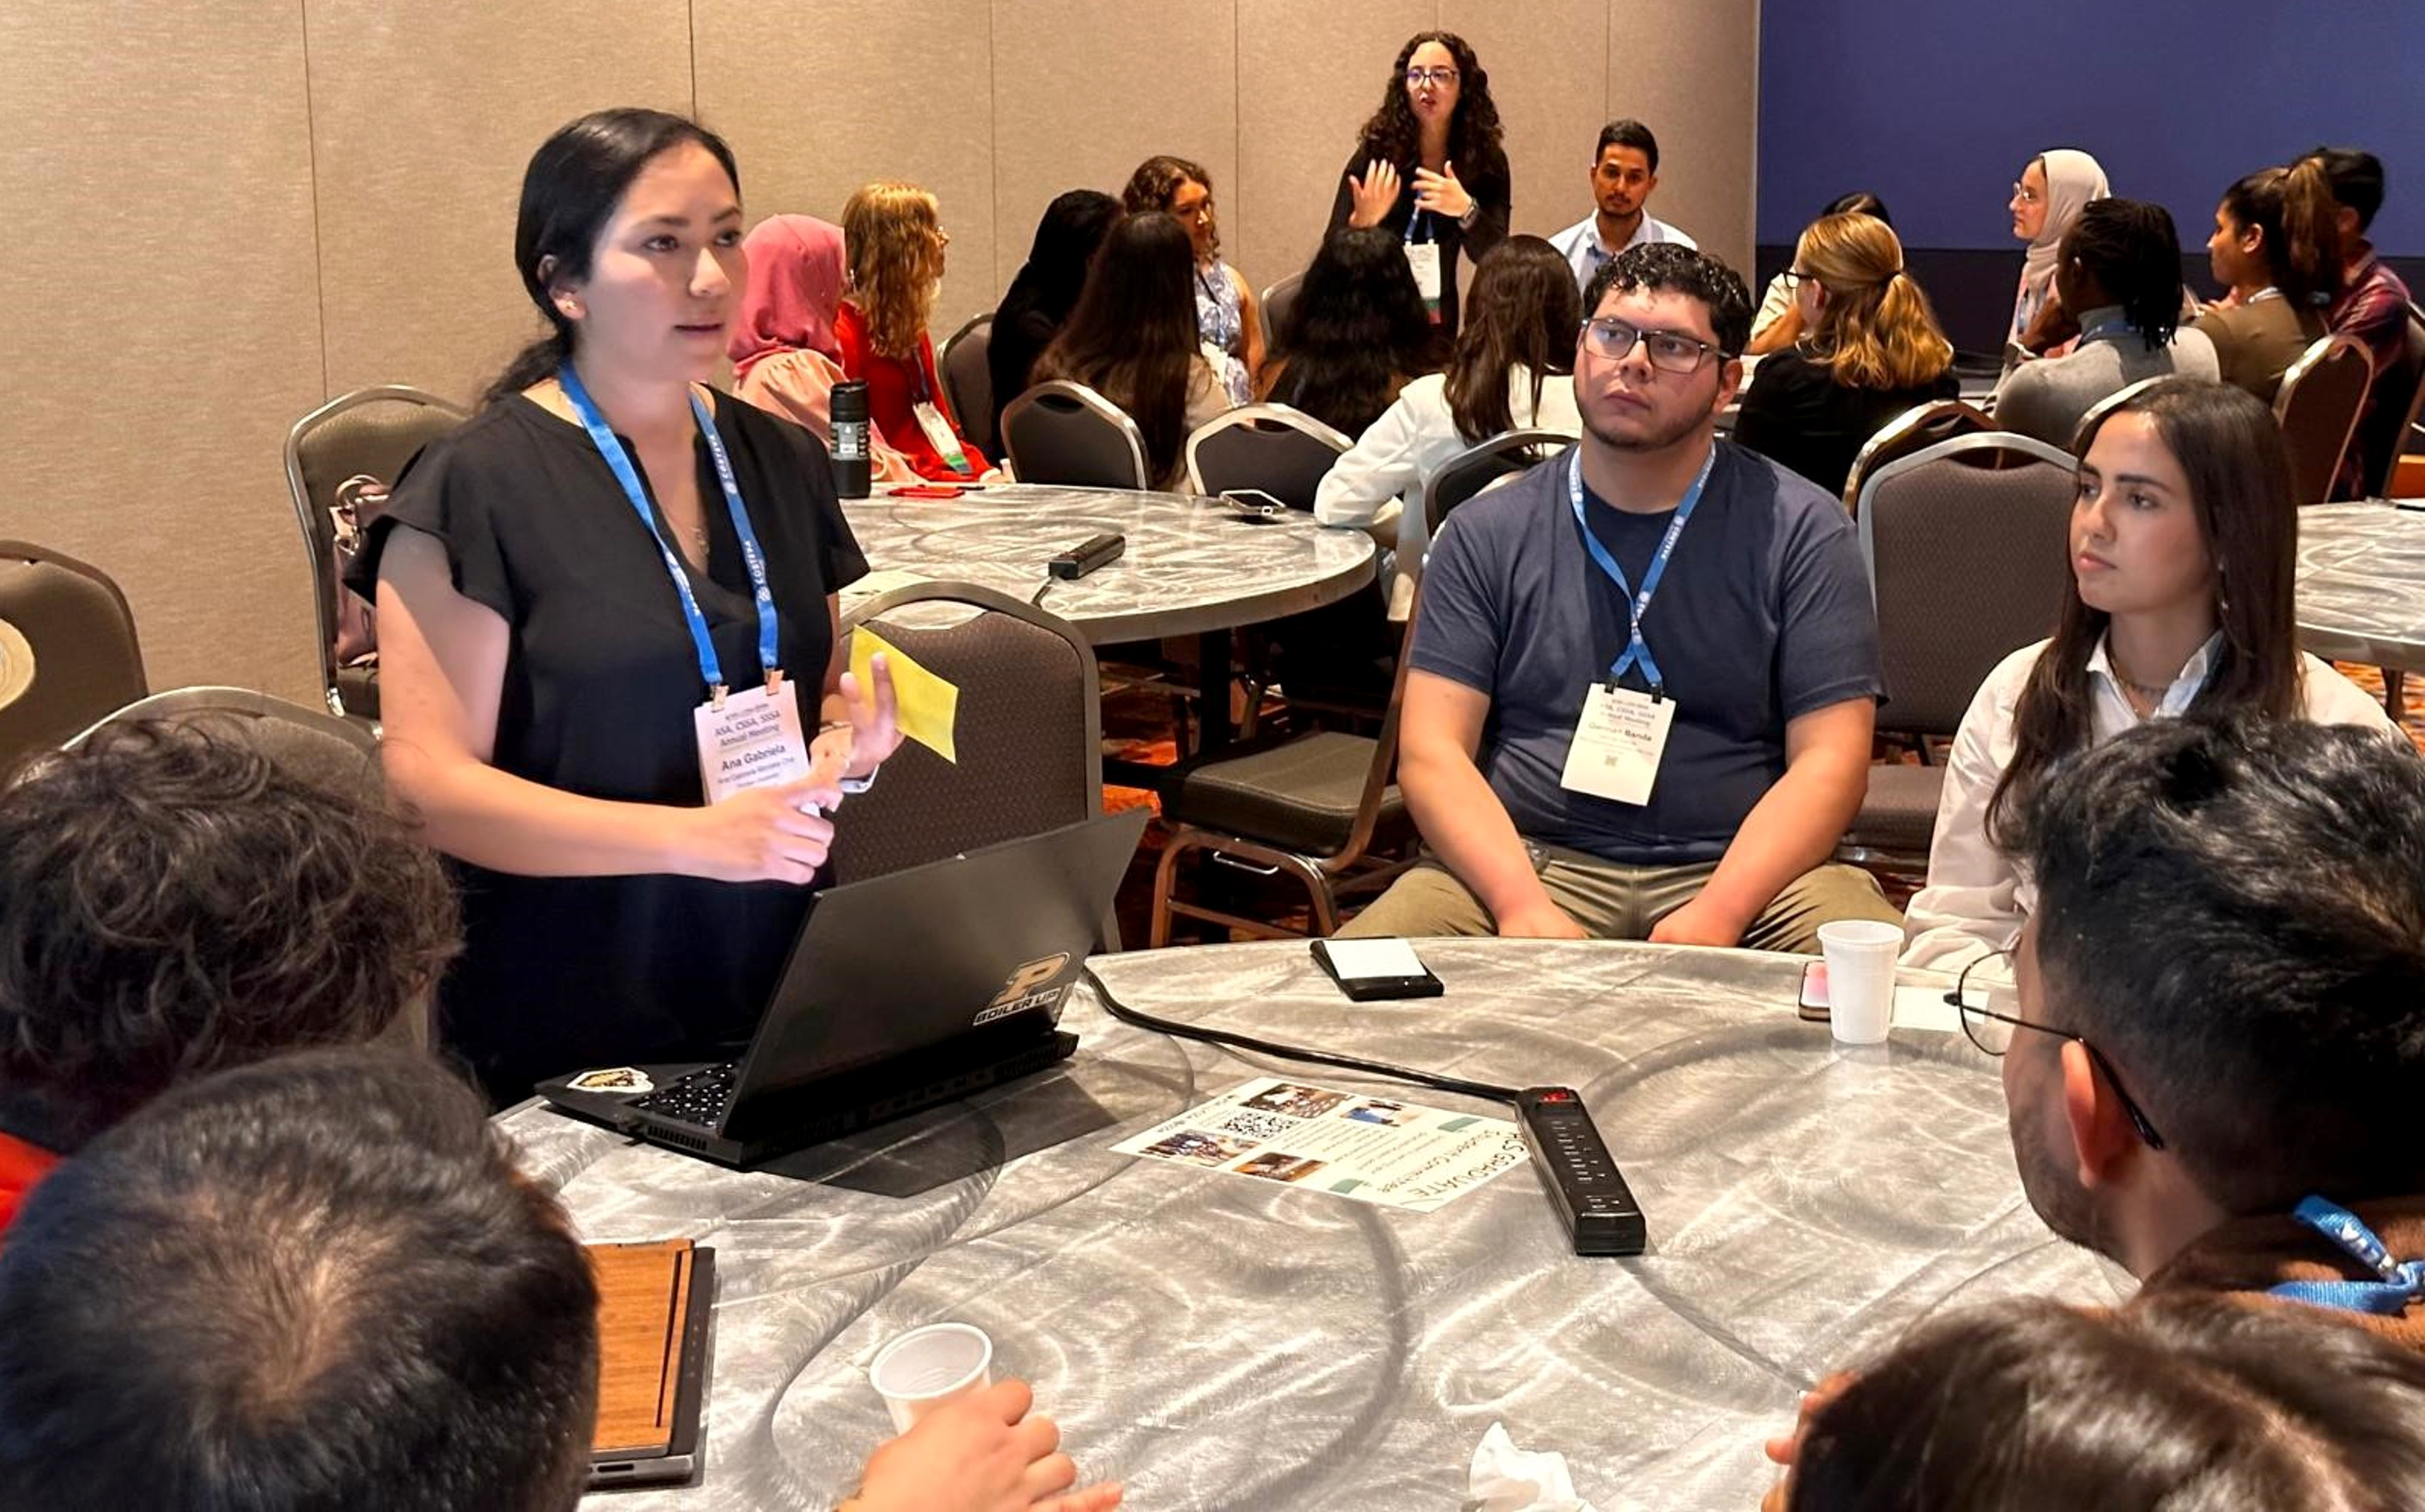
[1326,30,1511,339]
[1124,155,1262,404]
[834,181,990,480]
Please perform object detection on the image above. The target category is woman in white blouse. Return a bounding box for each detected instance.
[1314,234,1581,617]
[1903,378,2398,974]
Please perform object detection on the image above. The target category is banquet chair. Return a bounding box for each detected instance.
[2068,376,2171,453]
[830,582,1110,933]
[1841,399,1994,514]
[1423,428,1571,539]
[1151,600,1422,943]
[284,385,469,721]
[1259,272,1304,352]
[939,312,997,458]
[1842,433,2076,878]
[2356,304,2425,498]
[1001,381,1152,490]
[0,541,147,774]
[1184,403,1351,508]
[2273,333,2372,507]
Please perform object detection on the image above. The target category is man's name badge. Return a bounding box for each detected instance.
[693,678,811,805]
[1558,683,1674,807]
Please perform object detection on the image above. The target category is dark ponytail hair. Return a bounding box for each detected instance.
[483,108,742,407]
[2219,158,2345,309]
[2061,198,2184,350]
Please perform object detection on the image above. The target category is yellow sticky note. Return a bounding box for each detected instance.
[850,627,960,763]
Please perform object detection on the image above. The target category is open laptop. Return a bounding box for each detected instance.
[538,811,1145,1167]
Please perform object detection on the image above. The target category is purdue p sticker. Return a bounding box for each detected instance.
[975,952,1071,1025]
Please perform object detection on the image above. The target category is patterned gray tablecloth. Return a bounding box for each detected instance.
[2297,500,2425,672]
[837,483,1376,644]
[519,939,2116,1511]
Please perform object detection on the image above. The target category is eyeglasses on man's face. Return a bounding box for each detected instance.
[1947,951,2166,1150]
[1404,66,1460,88]
[1579,316,1727,374]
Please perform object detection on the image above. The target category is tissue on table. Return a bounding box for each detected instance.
[1468,1421,1599,1512]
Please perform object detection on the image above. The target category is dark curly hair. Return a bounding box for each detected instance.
[1353,32,1508,198]
[0,720,461,1151]
[1267,225,1444,437]
[1584,242,1755,355]
[2062,198,2185,351]
[1122,154,1219,259]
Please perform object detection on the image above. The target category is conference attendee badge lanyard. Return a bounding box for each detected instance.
[1404,211,1444,323]
[559,365,811,807]
[905,356,973,475]
[2267,1195,2425,1317]
[1558,448,1713,807]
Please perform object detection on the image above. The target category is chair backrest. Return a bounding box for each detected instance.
[2068,375,2172,454]
[2273,332,2373,506]
[0,542,147,772]
[939,312,997,459]
[999,380,1153,489]
[1259,272,1304,351]
[1841,399,1994,513]
[1424,428,1570,538]
[283,385,469,701]
[2356,306,2425,497]
[1857,433,2078,738]
[1183,403,1352,506]
[828,582,1103,887]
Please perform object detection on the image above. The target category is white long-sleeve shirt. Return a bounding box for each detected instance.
[1312,366,1581,618]
[1900,633,2400,975]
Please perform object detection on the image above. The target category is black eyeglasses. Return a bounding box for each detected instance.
[1580,316,1729,374]
[1947,951,2166,1150]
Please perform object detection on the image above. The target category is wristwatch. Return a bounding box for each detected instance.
[821,719,881,794]
[1458,201,1480,230]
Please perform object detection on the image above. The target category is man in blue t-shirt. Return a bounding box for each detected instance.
[1340,243,1900,952]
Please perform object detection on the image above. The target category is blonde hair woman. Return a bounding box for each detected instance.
[1730,211,1958,496]
[833,182,990,480]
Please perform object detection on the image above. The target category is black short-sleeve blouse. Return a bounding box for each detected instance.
[347,391,867,1104]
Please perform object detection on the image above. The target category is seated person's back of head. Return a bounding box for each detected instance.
[990,189,1121,431]
[1788,1295,2425,1511]
[0,1046,599,1512]
[1262,225,1443,439]
[0,721,458,1201]
[1031,210,1221,489]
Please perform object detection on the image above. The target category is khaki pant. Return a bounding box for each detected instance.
[1337,841,1902,955]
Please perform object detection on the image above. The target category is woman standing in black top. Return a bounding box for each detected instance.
[1326,30,1511,340]
[353,109,902,1105]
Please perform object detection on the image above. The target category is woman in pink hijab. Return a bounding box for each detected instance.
[729,214,917,483]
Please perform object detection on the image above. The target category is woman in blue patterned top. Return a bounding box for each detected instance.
[1124,155,1262,405]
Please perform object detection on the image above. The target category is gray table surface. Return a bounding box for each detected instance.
[2296,500,2425,673]
[839,483,1376,644]
[519,939,2116,1511]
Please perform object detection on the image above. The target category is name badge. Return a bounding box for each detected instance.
[1558,683,1674,806]
[692,679,812,805]
[1404,242,1444,322]
[911,401,971,474]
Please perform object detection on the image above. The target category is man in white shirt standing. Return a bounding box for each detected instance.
[1549,120,1697,296]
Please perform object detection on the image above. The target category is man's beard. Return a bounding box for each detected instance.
[1581,399,1710,455]
[2012,1095,2106,1257]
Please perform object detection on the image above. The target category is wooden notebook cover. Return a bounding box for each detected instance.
[587,1239,701,1456]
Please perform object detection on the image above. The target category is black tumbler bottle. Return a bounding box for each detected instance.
[830,379,872,499]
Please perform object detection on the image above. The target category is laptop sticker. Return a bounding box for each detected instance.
[569,1067,657,1095]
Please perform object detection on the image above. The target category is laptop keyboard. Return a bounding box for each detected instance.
[629,1064,738,1129]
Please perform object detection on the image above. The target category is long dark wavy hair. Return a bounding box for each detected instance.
[1267,226,1442,437]
[1034,211,1203,483]
[1353,31,1507,195]
[1984,378,2305,851]
[1445,236,1578,443]
[485,109,741,407]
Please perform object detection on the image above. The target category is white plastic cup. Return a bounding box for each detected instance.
[869,1322,994,1434]
[1819,920,1901,1046]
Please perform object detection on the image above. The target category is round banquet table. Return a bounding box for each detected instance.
[510,939,2117,1511]
[841,482,1376,645]
[2295,500,2425,674]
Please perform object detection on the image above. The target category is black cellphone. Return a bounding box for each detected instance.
[1311,938,1445,1001]
[1220,489,1290,522]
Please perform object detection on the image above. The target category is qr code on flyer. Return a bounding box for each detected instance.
[1217,1110,1300,1142]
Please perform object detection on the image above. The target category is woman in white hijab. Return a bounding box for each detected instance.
[2009,148,2110,356]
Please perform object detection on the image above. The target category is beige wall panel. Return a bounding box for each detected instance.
[1234,0,1437,300]
[992,0,1239,310]
[307,0,696,405]
[695,0,997,334]
[0,0,325,701]
[1607,0,1759,274]
[1444,1,1609,242]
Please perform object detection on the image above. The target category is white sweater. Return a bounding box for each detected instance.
[1312,366,1581,617]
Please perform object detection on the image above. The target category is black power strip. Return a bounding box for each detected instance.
[1518,1088,1647,1256]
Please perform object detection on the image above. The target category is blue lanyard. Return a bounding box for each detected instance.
[1404,208,1434,245]
[1566,447,1715,697]
[559,365,781,700]
[2267,1196,2425,1317]
[2076,316,2137,347]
